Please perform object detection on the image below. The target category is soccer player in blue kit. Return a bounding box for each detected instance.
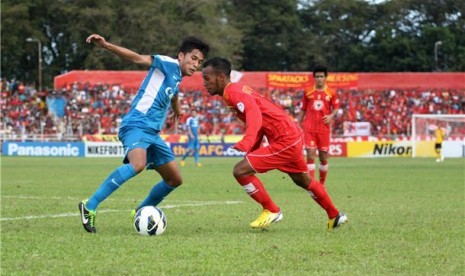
[180,109,202,167]
[79,33,209,233]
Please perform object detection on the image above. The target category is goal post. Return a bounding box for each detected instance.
[411,114,465,158]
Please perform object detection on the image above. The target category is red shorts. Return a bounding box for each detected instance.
[246,137,307,174]
[303,131,330,152]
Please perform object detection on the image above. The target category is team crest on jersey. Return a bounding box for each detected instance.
[165,87,175,99]
[325,95,331,101]
[237,102,245,113]
[313,100,324,110]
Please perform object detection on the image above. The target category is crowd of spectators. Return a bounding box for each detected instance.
[1,78,464,141]
[335,88,465,137]
[1,79,131,140]
[1,79,50,139]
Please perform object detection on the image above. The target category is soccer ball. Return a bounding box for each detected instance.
[133,206,167,236]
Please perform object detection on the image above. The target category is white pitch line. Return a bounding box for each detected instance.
[2,195,81,200]
[1,195,234,203]
[0,201,243,221]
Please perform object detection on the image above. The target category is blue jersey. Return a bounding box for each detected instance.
[186,116,200,139]
[120,55,182,133]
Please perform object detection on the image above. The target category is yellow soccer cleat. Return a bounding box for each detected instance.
[250,209,283,228]
[130,209,137,221]
[327,212,348,230]
[180,160,186,167]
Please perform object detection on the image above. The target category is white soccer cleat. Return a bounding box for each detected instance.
[328,212,348,230]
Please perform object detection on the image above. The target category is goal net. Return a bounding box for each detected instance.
[411,114,465,158]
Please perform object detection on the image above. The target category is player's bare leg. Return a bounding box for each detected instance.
[318,150,329,185]
[135,161,182,211]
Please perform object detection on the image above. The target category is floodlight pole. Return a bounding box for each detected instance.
[434,41,442,71]
[26,37,42,92]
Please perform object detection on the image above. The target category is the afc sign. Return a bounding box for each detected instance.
[171,143,245,157]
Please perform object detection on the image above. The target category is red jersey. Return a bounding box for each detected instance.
[301,85,339,133]
[224,83,301,153]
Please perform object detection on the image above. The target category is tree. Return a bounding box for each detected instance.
[299,0,381,71]
[1,0,242,88]
[1,0,464,85]
[1,0,115,89]
[364,0,465,71]
[84,0,242,70]
[298,0,465,72]
[228,0,307,71]
[1,1,37,84]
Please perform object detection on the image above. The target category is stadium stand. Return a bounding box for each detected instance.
[1,78,464,142]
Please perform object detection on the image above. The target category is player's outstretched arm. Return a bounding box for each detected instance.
[86,34,152,67]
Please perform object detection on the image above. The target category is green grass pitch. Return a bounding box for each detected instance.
[1,156,464,275]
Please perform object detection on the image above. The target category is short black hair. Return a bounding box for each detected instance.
[313,64,328,77]
[178,37,210,58]
[203,57,231,76]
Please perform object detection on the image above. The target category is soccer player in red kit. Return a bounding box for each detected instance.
[297,65,339,185]
[202,57,347,229]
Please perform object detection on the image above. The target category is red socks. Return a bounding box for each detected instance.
[307,179,339,218]
[236,175,280,213]
[235,175,339,219]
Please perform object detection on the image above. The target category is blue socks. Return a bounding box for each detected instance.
[194,149,199,164]
[182,149,199,163]
[85,165,177,211]
[181,150,189,160]
[86,164,136,211]
[137,180,176,210]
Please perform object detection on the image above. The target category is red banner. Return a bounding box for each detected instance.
[265,72,359,89]
[326,73,359,88]
[266,73,311,89]
[55,71,465,91]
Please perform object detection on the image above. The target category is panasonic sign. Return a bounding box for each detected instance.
[3,142,84,157]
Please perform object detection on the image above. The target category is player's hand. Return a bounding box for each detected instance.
[229,146,244,153]
[323,114,334,124]
[168,111,181,122]
[173,110,181,121]
[231,145,246,153]
[86,34,107,48]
